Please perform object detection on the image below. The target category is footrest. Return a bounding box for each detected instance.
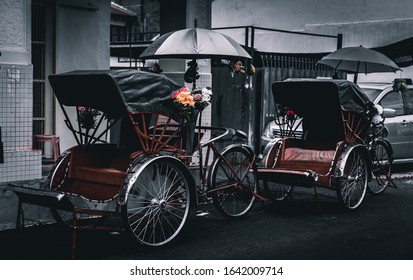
[4,184,87,211]
[256,168,318,187]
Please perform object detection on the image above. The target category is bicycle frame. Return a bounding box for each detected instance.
[192,126,265,202]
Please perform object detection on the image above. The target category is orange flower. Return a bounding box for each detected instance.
[176,92,195,106]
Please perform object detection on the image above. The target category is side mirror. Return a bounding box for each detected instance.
[382,108,396,118]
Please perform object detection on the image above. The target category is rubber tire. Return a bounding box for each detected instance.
[121,157,191,247]
[208,146,256,219]
[337,148,368,210]
[368,139,393,195]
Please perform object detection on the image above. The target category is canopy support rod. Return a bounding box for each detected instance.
[60,103,81,145]
[88,113,106,145]
[91,118,120,144]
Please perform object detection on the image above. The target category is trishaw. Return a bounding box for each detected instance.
[255,79,394,209]
[6,69,256,251]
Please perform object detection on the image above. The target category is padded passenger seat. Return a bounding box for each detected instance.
[276,139,340,174]
[75,158,129,186]
[283,147,335,163]
[68,144,130,187]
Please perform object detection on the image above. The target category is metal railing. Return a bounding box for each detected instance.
[212,25,342,64]
[110,31,159,44]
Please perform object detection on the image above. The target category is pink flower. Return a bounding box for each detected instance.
[193,93,203,101]
[172,91,180,98]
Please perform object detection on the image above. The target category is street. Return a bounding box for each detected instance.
[0,167,412,260]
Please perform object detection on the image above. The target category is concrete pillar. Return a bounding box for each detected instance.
[0,0,42,184]
[159,0,212,75]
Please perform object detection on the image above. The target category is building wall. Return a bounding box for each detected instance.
[212,0,413,53]
[55,0,111,152]
[0,0,31,64]
[1,0,112,181]
[0,0,42,184]
[0,0,111,229]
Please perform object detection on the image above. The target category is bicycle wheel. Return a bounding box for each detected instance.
[122,156,191,247]
[47,152,75,227]
[46,151,71,191]
[47,151,104,227]
[208,146,256,219]
[263,180,293,201]
[337,148,368,210]
[368,139,393,195]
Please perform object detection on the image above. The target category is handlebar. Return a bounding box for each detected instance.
[197,126,247,147]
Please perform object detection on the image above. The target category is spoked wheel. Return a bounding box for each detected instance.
[46,151,71,191]
[122,157,191,247]
[208,146,256,219]
[337,148,368,210]
[368,139,393,195]
[47,151,104,228]
[47,152,75,227]
[263,180,293,201]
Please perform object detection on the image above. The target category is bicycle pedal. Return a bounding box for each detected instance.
[196,210,210,217]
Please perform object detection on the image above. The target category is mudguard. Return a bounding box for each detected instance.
[118,154,196,206]
[334,143,372,181]
[260,139,282,168]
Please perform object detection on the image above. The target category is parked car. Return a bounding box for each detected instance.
[359,80,413,163]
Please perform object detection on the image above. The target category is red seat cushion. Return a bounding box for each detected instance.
[283,147,335,163]
[75,166,126,186]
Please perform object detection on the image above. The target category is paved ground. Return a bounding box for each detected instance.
[0,164,412,260]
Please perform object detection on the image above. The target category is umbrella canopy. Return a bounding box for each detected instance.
[140,27,251,59]
[318,46,401,82]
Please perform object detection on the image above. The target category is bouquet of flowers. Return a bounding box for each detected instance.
[172,87,195,117]
[191,87,212,110]
[77,106,101,130]
[172,87,212,117]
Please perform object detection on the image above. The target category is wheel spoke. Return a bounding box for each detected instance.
[338,149,367,209]
[123,158,190,246]
[210,147,256,218]
[368,140,392,194]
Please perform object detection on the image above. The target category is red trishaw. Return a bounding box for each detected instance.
[255,79,394,209]
[6,70,256,252]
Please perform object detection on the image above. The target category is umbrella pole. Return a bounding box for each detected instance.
[354,72,358,83]
[198,110,203,187]
[354,60,360,83]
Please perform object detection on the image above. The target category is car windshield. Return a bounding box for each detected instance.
[360,88,382,101]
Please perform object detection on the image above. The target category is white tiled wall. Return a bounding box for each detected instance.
[0,64,42,184]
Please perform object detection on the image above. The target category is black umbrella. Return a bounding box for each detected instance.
[318,46,401,83]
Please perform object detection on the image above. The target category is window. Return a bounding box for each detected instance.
[379,91,405,116]
[32,0,54,159]
[111,25,128,42]
[32,2,46,136]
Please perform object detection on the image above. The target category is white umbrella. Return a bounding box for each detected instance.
[140,27,251,59]
[318,46,401,83]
